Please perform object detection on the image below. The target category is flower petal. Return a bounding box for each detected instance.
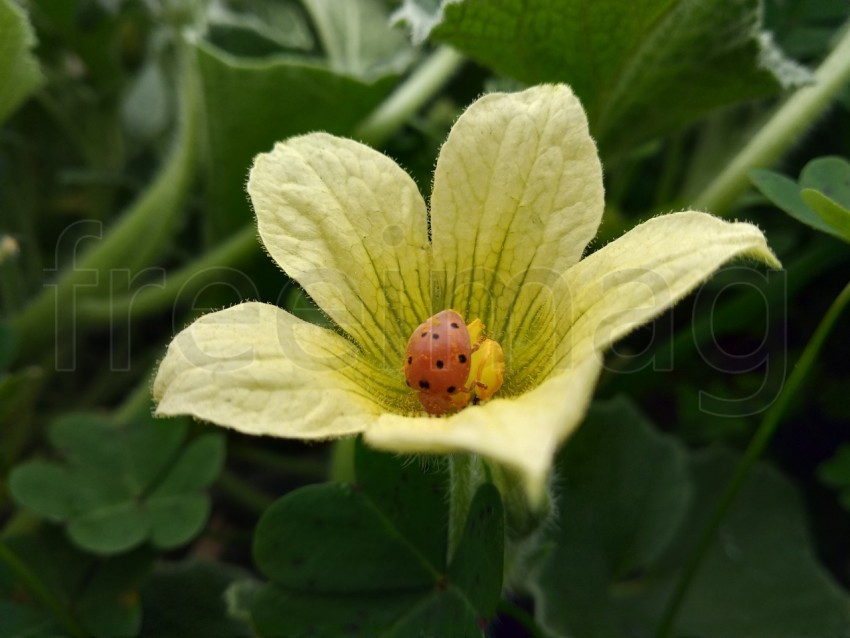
[153,302,387,438]
[540,211,781,377]
[248,133,431,367]
[364,355,603,506]
[430,84,604,342]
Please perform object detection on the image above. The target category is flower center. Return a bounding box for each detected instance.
[403,309,505,416]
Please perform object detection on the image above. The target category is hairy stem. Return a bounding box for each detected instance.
[76,225,258,323]
[355,47,464,147]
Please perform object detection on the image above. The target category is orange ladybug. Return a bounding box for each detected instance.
[403,309,472,415]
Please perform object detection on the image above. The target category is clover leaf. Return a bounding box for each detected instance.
[250,441,504,637]
[751,155,850,242]
[9,413,224,555]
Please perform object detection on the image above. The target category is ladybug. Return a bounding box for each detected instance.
[404,309,473,415]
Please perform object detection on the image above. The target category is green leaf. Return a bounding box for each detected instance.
[9,414,224,555]
[751,157,850,241]
[195,39,399,240]
[800,155,850,210]
[354,442,449,570]
[68,502,151,554]
[531,397,693,638]
[250,444,503,636]
[446,482,504,620]
[396,0,809,153]
[253,483,440,592]
[801,189,850,241]
[251,587,430,638]
[637,450,850,637]
[0,528,151,637]
[750,168,833,232]
[818,444,850,488]
[531,398,850,638]
[141,561,253,638]
[0,0,42,124]
[146,494,211,549]
[151,433,227,496]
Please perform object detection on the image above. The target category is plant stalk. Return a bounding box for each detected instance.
[76,225,258,323]
[656,278,850,637]
[694,24,850,215]
[355,47,464,147]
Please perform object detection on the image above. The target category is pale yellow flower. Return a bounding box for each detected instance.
[153,84,779,504]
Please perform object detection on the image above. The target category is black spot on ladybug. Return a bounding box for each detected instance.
[419,380,430,389]
[458,354,467,363]
[421,331,428,338]
[432,333,440,339]
[447,386,456,393]
[407,356,412,364]
[451,322,459,328]
[436,360,444,368]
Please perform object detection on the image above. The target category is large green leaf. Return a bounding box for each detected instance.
[531,398,850,638]
[631,450,850,637]
[9,414,225,555]
[250,442,503,637]
[0,0,42,124]
[532,397,693,637]
[394,0,808,153]
[195,38,399,240]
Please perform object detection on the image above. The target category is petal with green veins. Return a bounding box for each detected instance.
[154,302,400,438]
[248,134,432,367]
[430,85,604,343]
[549,212,781,376]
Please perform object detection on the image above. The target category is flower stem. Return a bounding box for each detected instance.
[76,225,258,323]
[355,47,464,147]
[0,539,87,637]
[693,23,850,215]
[656,278,850,638]
[448,454,485,557]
